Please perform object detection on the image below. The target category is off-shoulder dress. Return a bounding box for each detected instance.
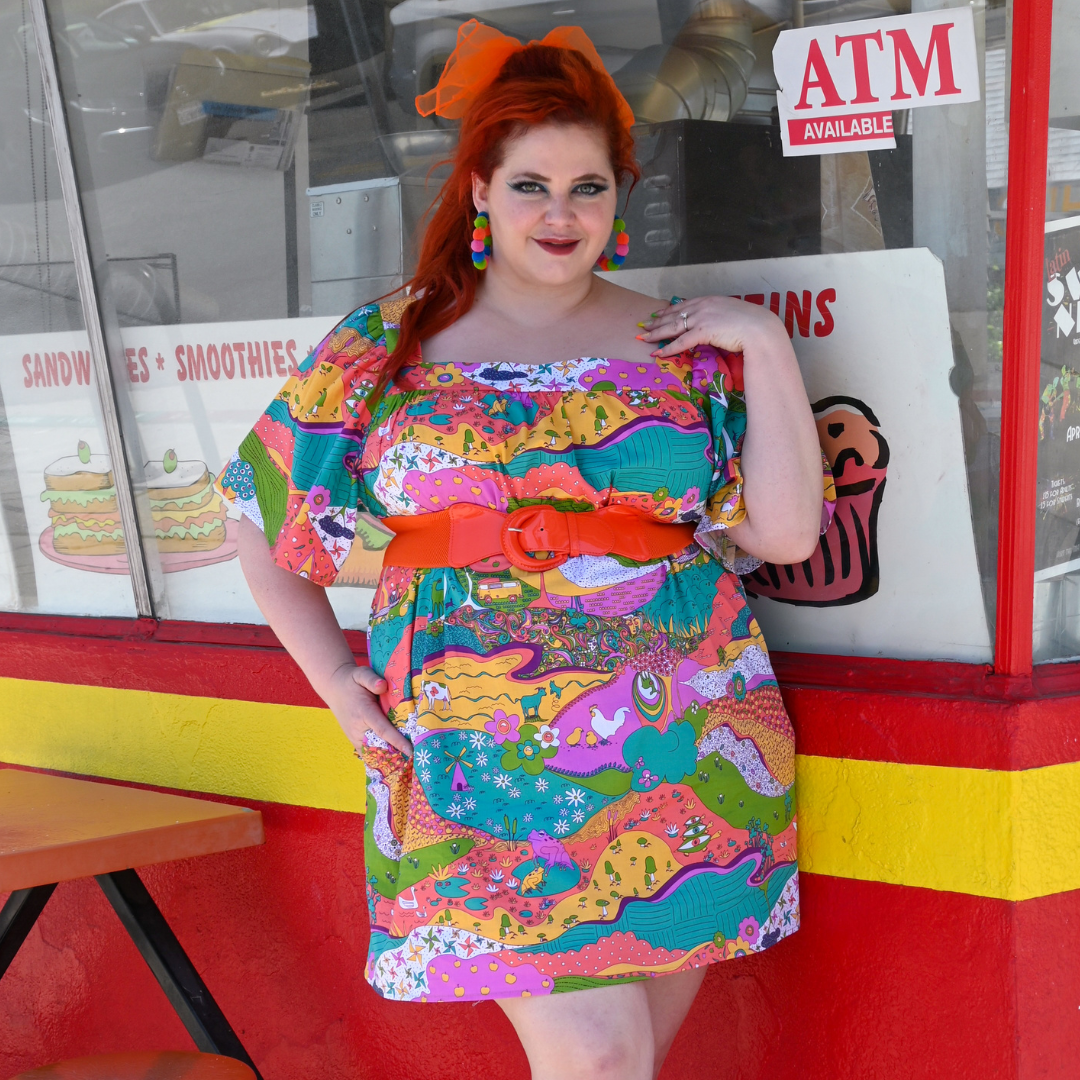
[216,298,834,1002]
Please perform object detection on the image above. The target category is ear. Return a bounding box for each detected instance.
[471,172,490,213]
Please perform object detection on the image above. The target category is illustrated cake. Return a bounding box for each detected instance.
[146,450,227,553]
[40,441,124,555]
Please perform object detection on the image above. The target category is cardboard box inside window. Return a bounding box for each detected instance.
[155,48,310,169]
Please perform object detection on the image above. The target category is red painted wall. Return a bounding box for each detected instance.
[0,779,1043,1080]
[4,618,1080,1078]
[1016,889,1080,1080]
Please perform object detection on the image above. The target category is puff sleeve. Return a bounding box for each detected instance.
[214,301,392,585]
[689,346,837,574]
[687,347,752,571]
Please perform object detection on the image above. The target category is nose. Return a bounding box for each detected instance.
[544,193,576,226]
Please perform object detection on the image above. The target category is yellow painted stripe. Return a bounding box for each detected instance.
[0,676,366,813]
[3,677,1079,900]
[797,754,1080,901]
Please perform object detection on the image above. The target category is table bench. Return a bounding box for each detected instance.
[0,768,265,1079]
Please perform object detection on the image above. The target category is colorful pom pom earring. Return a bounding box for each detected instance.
[596,217,629,271]
[471,212,492,269]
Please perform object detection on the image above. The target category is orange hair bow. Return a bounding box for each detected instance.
[415,19,636,132]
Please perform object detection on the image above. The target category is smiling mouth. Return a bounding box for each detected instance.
[534,238,581,256]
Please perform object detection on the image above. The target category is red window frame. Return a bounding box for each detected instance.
[997,0,1055,676]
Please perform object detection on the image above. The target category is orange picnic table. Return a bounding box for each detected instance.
[0,768,265,1077]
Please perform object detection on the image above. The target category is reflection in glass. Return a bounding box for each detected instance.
[0,7,134,617]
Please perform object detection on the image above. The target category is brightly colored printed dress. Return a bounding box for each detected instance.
[217,299,834,1002]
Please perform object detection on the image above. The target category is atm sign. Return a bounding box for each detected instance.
[773,8,980,157]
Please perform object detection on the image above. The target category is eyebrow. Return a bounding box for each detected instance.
[510,171,610,184]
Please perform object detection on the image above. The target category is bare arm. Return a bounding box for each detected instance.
[236,514,413,757]
[642,297,822,564]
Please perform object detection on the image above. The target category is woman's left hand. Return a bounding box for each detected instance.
[638,296,787,358]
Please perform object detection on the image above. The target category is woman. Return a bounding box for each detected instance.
[219,21,827,1080]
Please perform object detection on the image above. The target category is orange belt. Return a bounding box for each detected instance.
[382,503,697,571]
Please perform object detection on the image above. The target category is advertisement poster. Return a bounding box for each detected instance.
[1037,216,1080,582]
[0,316,369,625]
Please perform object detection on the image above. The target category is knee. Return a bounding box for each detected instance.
[562,1032,653,1080]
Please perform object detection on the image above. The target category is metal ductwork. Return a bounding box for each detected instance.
[613,0,757,124]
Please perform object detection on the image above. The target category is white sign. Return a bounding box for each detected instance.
[773,7,980,156]
[0,316,372,626]
[620,248,992,664]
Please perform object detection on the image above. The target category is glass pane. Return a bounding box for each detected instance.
[1035,0,1080,661]
[613,0,999,661]
[44,0,367,624]
[0,5,135,618]
[44,0,1001,656]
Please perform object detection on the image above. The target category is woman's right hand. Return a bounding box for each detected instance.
[321,662,414,758]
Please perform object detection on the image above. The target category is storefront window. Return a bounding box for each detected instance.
[1034,0,1080,662]
[0,5,135,618]
[41,0,357,624]
[34,0,1005,658]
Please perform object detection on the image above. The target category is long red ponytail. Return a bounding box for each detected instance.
[388,42,640,374]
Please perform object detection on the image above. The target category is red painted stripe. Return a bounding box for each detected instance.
[995,0,1054,676]
[4,614,1080,769]
[0,766,1027,1080]
[0,615,366,709]
[784,686,1080,771]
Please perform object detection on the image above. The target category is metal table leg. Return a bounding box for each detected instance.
[96,869,263,1080]
[0,883,57,978]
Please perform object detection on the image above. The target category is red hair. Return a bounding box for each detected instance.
[387,43,640,374]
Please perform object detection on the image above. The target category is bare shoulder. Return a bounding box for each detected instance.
[594,276,663,317]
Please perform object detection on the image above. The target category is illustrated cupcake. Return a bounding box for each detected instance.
[743,397,889,606]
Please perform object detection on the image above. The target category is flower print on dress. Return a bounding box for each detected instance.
[342,450,364,482]
[501,723,558,775]
[721,937,755,960]
[485,710,520,744]
[654,495,683,521]
[533,724,560,749]
[426,363,465,387]
[739,916,761,946]
[306,484,332,514]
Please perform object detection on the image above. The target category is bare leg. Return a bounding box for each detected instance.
[644,967,709,1079]
[497,981,654,1080]
[496,967,709,1080]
